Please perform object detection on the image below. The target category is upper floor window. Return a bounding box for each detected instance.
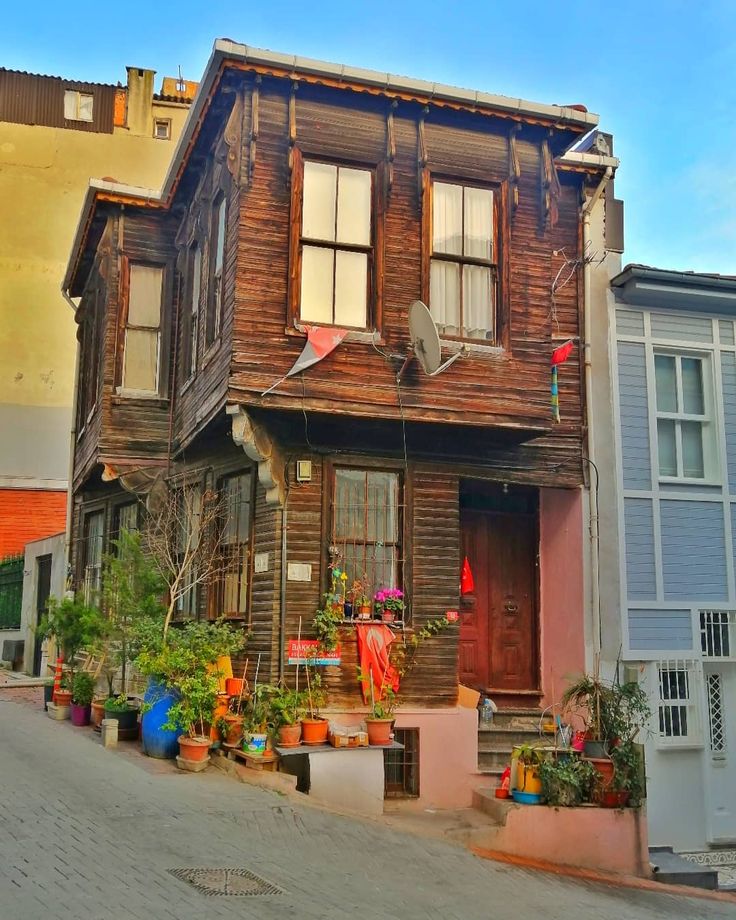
[429,180,497,341]
[205,194,227,349]
[654,352,714,480]
[182,242,201,382]
[153,118,171,140]
[217,472,252,619]
[331,467,403,605]
[298,160,372,329]
[122,263,164,395]
[82,510,104,604]
[77,288,102,430]
[64,90,93,122]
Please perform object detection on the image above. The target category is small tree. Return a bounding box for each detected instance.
[142,479,227,637]
[101,529,166,696]
[37,595,107,692]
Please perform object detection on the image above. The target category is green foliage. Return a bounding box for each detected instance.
[515,743,546,766]
[268,685,308,728]
[610,741,645,805]
[370,686,397,720]
[37,594,107,689]
[562,673,651,744]
[391,616,458,679]
[539,755,596,807]
[104,693,135,713]
[313,602,342,652]
[303,667,328,718]
[243,684,275,734]
[102,530,166,695]
[71,671,95,707]
[138,619,246,739]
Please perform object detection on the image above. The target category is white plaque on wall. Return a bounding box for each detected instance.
[287,562,312,582]
[254,552,269,574]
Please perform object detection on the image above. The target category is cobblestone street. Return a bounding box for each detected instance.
[1,688,735,920]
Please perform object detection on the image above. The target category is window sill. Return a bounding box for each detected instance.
[440,339,505,357]
[656,742,704,752]
[285,325,386,347]
[112,393,169,408]
[659,477,721,487]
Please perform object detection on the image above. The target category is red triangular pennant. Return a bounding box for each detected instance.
[460,556,475,595]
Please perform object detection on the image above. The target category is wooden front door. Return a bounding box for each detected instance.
[459,509,538,695]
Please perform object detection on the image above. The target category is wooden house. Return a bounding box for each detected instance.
[62,39,610,807]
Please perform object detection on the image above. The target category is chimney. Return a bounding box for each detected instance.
[125,66,156,135]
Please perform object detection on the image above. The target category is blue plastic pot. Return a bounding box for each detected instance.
[141,680,181,759]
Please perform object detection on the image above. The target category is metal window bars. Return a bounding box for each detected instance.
[700,609,735,659]
[657,659,702,747]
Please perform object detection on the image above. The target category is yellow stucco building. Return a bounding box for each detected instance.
[0,65,194,556]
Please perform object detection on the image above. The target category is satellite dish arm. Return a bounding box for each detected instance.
[425,347,466,377]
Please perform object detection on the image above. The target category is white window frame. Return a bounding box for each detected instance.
[700,609,736,660]
[653,350,718,483]
[299,160,373,330]
[64,90,94,123]
[655,658,703,749]
[120,262,164,397]
[705,670,727,758]
[153,118,171,140]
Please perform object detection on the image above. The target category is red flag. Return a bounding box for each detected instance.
[460,556,475,595]
[262,325,348,395]
[551,340,575,366]
[356,623,400,703]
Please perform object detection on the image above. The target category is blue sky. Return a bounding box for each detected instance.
[3,0,735,273]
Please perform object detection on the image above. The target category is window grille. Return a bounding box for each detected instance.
[217,472,252,619]
[384,728,419,798]
[706,672,726,755]
[701,610,735,659]
[83,510,104,605]
[331,468,403,606]
[656,659,702,747]
[175,485,202,620]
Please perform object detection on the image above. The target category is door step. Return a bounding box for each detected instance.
[649,847,719,890]
[477,707,543,775]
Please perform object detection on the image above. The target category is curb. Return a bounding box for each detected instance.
[471,847,736,902]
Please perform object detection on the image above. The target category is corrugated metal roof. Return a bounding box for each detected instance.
[0,67,118,88]
[0,70,115,132]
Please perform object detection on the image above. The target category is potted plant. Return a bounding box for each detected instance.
[513,744,545,803]
[365,685,397,745]
[218,706,246,746]
[242,684,273,755]
[48,674,72,720]
[70,672,95,726]
[103,693,140,737]
[270,685,306,746]
[301,667,329,744]
[374,588,404,624]
[37,594,107,712]
[603,740,645,808]
[561,674,615,758]
[539,755,596,807]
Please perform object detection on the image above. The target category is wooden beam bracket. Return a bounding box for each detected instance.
[228,405,285,505]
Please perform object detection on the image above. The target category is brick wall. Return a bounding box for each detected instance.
[0,489,66,557]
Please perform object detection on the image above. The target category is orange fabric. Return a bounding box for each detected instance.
[356,624,400,703]
[0,489,66,557]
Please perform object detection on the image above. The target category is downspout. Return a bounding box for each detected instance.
[581,167,612,660]
[278,484,289,683]
[61,288,81,596]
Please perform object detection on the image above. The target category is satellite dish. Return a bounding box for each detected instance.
[409,300,442,374]
[398,300,466,380]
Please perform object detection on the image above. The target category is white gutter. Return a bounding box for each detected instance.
[581,166,613,658]
[61,288,81,596]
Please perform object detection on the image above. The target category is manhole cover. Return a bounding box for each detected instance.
[169,867,283,896]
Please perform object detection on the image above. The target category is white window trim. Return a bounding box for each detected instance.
[655,658,704,750]
[64,90,94,123]
[121,263,164,397]
[653,348,719,484]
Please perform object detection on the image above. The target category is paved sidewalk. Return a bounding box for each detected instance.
[1,692,735,920]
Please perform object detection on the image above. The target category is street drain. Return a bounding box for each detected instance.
[169,867,283,896]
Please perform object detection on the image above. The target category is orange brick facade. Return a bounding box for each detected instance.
[0,489,67,558]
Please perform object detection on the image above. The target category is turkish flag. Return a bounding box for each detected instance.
[551,340,575,366]
[460,556,475,595]
[356,624,400,703]
[262,325,348,395]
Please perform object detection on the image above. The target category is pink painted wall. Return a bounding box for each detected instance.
[539,488,586,709]
[326,705,479,810]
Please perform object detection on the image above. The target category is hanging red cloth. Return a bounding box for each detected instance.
[355,624,400,703]
[460,556,475,595]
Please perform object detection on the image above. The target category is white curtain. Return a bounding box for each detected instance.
[430,261,460,335]
[463,264,493,340]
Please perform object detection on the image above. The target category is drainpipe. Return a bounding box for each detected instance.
[278,488,289,683]
[581,167,612,660]
[61,288,81,596]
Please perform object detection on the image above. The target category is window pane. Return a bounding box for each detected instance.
[303,162,337,241]
[682,421,705,478]
[117,503,138,535]
[128,265,163,327]
[336,167,371,246]
[432,182,462,256]
[123,329,159,392]
[463,187,493,260]
[214,197,227,274]
[63,91,77,120]
[334,250,367,328]
[463,264,493,340]
[681,358,704,415]
[300,246,334,323]
[78,93,94,121]
[657,418,677,476]
[366,471,398,542]
[430,260,460,335]
[190,246,202,314]
[223,474,251,544]
[654,355,677,412]
[334,469,366,541]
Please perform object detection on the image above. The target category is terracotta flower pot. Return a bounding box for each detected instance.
[91,699,106,729]
[221,713,244,745]
[587,757,615,802]
[381,609,395,623]
[301,717,329,745]
[54,689,72,706]
[365,717,393,746]
[178,735,211,763]
[225,677,244,697]
[278,723,302,747]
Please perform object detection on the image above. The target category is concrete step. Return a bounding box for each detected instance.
[478,726,543,748]
[484,709,543,731]
[649,847,718,891]
[478,750,513,772]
